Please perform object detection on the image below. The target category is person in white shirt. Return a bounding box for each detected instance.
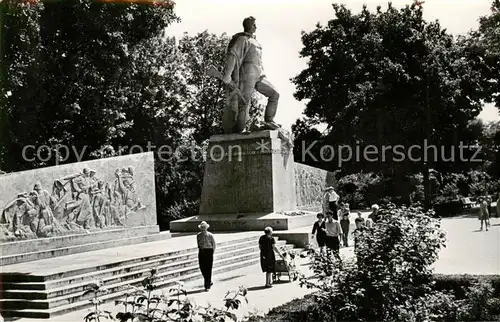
[197,221,216,291]
[323,186,340,218]
[324,211,343,260]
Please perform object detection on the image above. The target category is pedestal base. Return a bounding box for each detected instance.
[169,212,317,232]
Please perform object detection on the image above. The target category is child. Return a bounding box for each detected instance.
[353,212,365,252]
[311,213,326,254]
[339,203,350,247]
[354,211,365,227]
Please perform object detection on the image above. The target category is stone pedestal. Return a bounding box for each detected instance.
[170,131,317,232]
[200,130,296,215]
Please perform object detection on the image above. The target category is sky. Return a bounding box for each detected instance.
[167,0,499,131]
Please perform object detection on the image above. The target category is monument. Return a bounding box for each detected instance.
[0,152,163,265]
[170,17,330,232]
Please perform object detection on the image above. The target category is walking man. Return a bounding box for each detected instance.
[222,16,281,133]
[197,221,216,291]
[324,211,343,261]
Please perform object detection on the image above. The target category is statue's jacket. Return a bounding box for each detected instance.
[225,32,265,92]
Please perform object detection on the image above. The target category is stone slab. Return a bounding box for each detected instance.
[0,152,157,243]
[199,130,296,215]
[169,212,317,232]
[0,225,159,257]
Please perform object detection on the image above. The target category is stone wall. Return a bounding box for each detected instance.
[294,162,335,212]
[0,152,156,242]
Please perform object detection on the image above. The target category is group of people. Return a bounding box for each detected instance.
[311,197,379,256]
[195,186,380,291]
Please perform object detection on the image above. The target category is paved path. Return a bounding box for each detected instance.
[433,216,500,275]
[5,215,499,322]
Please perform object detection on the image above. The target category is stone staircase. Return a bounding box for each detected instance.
[0,232,296,319]
[0,226,167,266]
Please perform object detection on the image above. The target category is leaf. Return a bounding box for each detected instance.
[225,312,238,321]
[84,312,97,322]
[136,296,148,303]
[82,289,96,297]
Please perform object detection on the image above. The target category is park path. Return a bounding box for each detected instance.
[7,216,499,322]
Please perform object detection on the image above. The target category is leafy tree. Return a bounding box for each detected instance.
[291,3,489,207]
[1,0,179,171]
[476,0,500,110]
[0,0,44,171]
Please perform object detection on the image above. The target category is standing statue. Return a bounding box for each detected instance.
[221,16,281,134]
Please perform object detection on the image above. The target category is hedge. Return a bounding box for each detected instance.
[433,274,500,298]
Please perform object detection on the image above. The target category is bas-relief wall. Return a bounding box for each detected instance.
[0,152,156,242]
[294,162,335,211]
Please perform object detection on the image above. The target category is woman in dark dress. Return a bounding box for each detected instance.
[259,227,277,288]
[312,213,327,254]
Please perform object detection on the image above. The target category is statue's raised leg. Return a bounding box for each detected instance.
[255,78,280,130]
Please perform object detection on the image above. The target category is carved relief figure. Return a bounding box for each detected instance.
[1,165,147,240]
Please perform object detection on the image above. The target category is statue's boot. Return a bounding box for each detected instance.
[262,121,281,130]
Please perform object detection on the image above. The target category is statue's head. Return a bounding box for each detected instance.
[242,16,256,34]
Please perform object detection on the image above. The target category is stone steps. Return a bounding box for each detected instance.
[0,227,168,266]
[1,233,295,319]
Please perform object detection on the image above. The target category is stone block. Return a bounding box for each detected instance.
[0,152,157,243]
[199,130,296,215]
[169,212,317,232]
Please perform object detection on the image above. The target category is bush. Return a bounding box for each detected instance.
[433,274,500,298]
[83,269,261,322]
[456,279,500,321]
[299,204,448,322]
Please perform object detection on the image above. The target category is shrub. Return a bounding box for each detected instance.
[83,269,260,322]
[433,274,500,298]
[299,204,448,322]
[456,279,500,321]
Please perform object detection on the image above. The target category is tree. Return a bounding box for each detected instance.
[291,2,489,207]
[1,0,180,171]
[0,0,45,171]
[477,0,500,110]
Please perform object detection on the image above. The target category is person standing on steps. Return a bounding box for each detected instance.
[197,221,216,291]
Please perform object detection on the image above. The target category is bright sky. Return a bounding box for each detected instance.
[167,0,499,131]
